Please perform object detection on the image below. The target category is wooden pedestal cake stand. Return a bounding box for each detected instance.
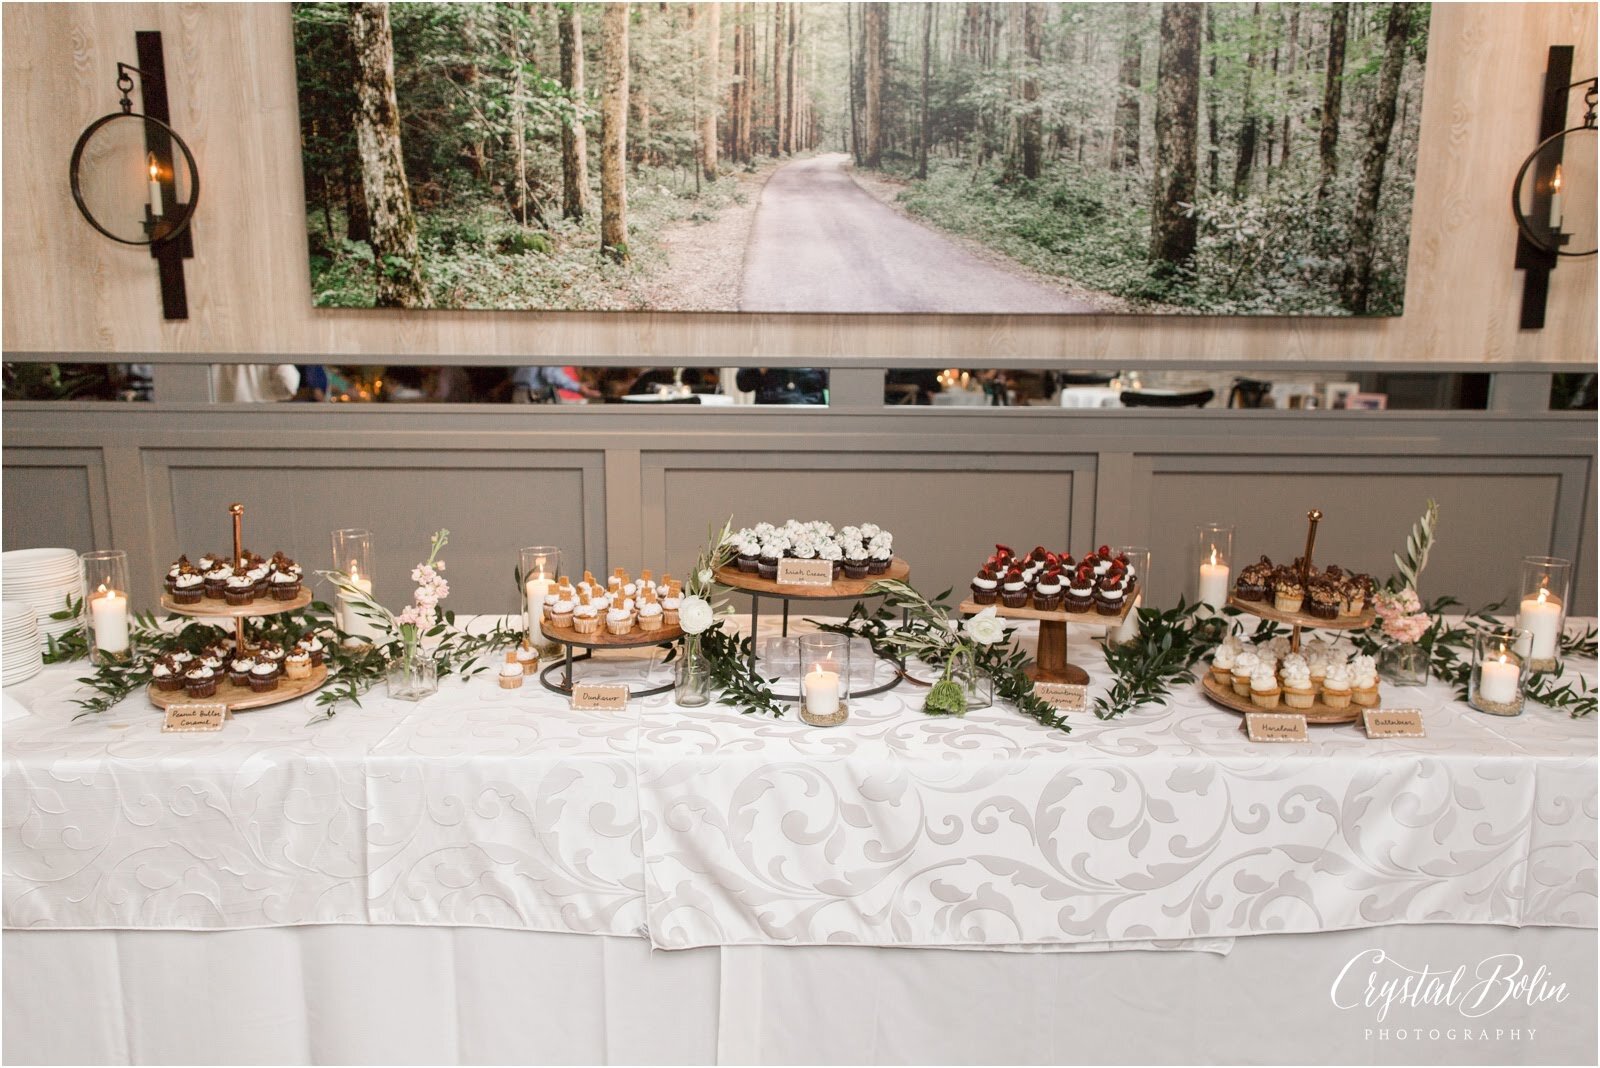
[536,617,684,697]
[149,503,327,712]
[957,586,1136,685]
[714,558,910,701]
[1201,509,1378,726]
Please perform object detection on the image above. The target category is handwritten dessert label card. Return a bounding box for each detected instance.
[162,702,229,733]
[1033,682,1087,711]
[1363,708,1425,738]
[1245,712,1309,743]
[571,684,630,712]
[776,558,835,586]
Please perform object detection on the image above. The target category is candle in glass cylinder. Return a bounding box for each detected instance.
[1198,549,1230,609]
[1112,595,1141,643]
[804,662,841,716]
[524,574,552,623]
[338,562,383,642]
[89,583,130,654]
[1517,587,1562,662]
[1479,656,1520,705]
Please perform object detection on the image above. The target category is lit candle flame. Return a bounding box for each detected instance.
[95,582,109,598]
[349,561,361,581]
[1208,547,1220,566]
[1537,586,1550,605]
[147,153,159,182]
[1551,164,1563,195]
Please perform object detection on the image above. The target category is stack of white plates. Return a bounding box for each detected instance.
[2,601,43,686]
[1,548,83,643]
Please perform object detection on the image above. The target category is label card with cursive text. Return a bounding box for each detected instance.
[1362,708,1425,738]
[776,558,835,586]
[1245,711,1309,743]
[162,702,229,733]
[571,684,630,712]
[1033,682,1087,711]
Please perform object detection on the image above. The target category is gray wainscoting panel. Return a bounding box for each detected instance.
[1145,467,1566,610]
[149,451,600,613]
[652,453,1093,611]
[2,459,101,556]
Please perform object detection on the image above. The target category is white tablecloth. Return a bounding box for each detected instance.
[5,618,1595,953]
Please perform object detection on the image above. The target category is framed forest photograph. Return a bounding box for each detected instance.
[292,2,1431,315]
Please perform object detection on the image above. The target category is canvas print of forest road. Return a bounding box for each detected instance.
[293,2,1429,315]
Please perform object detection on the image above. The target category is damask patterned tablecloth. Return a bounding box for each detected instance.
[4,617,1595,953]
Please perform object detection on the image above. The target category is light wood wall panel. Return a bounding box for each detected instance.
[1,464,98,555]
[2,2,1594,364]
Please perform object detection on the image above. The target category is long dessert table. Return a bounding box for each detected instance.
[5,615,1596,1064]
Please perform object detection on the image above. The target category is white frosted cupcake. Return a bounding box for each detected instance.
[1250,663,1282,709]
[605,606,633,636]
[1350,654,1380,707]
[1231,651,1258,697]
[1281,660,1315,709]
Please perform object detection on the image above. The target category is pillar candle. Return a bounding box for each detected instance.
[804,665,841,716]
[1112,594,1141,644]
[1198,559,1230,609]
[90,586,130,654]
[338,567,384,642]
[1517,591,1562,661]
[1479,658,1520,705]
[525,576,552,625]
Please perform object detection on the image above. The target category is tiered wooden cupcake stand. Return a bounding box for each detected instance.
[1198,509,1377,725]
[537,616,684,697]
[714,558,911,701]
[957,585,1136,685]
[149,504,328,711]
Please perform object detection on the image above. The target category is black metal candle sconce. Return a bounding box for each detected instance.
[68,31,197,319]
[1511,45,1596,330]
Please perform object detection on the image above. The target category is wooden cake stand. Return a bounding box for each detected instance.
[1200,508,1378,725]
[958,585,1136,685]
[536,617,684,697]
[148,503,328,712]
[715,558,911,701]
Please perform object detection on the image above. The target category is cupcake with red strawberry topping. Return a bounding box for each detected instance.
[1033,568,1064,611]
[1000,566,1029,608]
[970,564,1000,605]
[1066,566,1096,612]
[1095,571,1128,616]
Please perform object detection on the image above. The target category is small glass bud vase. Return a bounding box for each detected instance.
[800,633,850,726]
[81,550,132,665]
[674,635,713,707]
[387,653,439,702]
[1469,625,1530,717]
[1194,524,1233,611]
[947,648,994,711]
[1377,642,1430,687]
[1516,556,1570,672]
[1109,545,1151,648]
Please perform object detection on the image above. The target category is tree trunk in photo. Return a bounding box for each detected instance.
[699,2,720,180]
[742,5,755,160]
[864,2,886,168]
[349,2,427,308]
[772,2,786,156]
[847,3,862,163]
[559,5,589,220]
[508,11,530,226]
[599,1,629,262]
[1112,26,1141,171]
[1318,3,1349,201]
[729,3,744,163]
[1340,3,1412,314]
[917,2,932,178]
[1204,5,1218,191]
[1232,2,1260,197]
[1017,3,1044,180]
[1280,5,1299,165]
[783,4,797,154]
[1149,2,1202,271]
[344,170,371,243]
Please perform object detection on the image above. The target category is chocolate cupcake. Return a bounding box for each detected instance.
[268,567,301,601]
[999,567,1029,608]
[171,570,205,605]
[1235,556,1274,602]
[248,661,280,693]
[183,665,219,698]
[1032,569,1064,611]
[228,655,256,686]
[970,564,1000,605]
[203,563,232,600]
[1066,567,1095,612]
[151,657,185,692]
[296,633,326,667]
[1271,567,1305,613]
[1095,575,1126,616]
[224,573,256,606]
[1306,581,1341,620]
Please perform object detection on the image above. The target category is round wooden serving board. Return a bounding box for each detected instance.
[1200,672,1363,725]
[160,588,313,618]
[715,557,910,599]
[149,662,328,712]
[539,618,683,650]
[1226,595,1374,631]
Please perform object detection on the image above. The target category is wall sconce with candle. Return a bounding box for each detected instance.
[1511,45,1596,329]
[67,31,198,319]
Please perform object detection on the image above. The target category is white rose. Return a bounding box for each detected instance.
[677,596,714,635]
[698,568,713,586]
[963,606,1006,646]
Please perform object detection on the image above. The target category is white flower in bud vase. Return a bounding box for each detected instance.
[698,568,713,587]
[963,606,1006,646]
[678,596,714,635]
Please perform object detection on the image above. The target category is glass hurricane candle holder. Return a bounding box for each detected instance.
[1110,545,1151,647]
[81,549,131,664]
[1470,624,1531,717]
[1194,524,1234,610]
[330,529,383,644]
[799,633,851,727]
[1516,555,1570,671]
[519,545,562,638]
